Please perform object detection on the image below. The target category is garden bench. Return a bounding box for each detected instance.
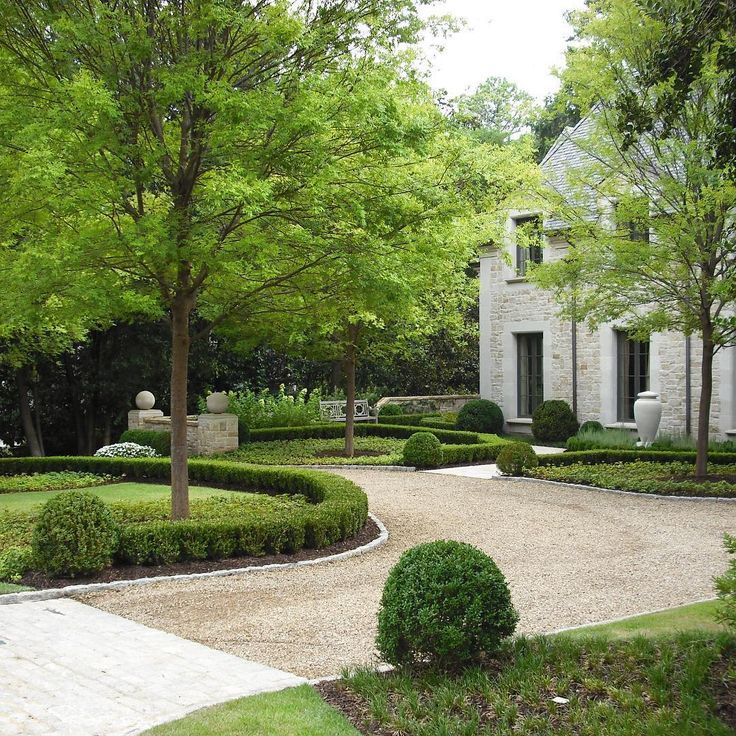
[319,399,377,423]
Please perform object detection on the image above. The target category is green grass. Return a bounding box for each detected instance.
[142,684,360,736]
[529,459,736,496]
[559,600,727,638]
[0,582,31,594]
[223,437,406,466]
[0,482,243,513]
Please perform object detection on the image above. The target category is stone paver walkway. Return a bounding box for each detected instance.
[0,598,305,736]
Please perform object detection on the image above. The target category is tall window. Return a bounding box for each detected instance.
[518,333,544,417]
[514,215,543,276]
[617,332,649,421]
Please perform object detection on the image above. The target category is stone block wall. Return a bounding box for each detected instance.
[127,410,238,455]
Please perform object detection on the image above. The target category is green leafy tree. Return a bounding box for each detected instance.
[0,0,434,517]
[531,0,736,478]
[451,76,538,145]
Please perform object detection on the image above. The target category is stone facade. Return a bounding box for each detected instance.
[479,234,735,438]
[127,410,238,455]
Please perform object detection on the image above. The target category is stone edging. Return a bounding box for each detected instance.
[549,597,719,634]
[499,475,736,502]
[0,512,389,606]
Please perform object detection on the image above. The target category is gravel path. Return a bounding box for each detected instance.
[81,472,736,678]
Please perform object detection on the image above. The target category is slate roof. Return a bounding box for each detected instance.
[539,115,598,231]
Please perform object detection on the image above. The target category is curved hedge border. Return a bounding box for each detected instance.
[249,423,481,445]
[0,457,368,570]
[536,449,736,467]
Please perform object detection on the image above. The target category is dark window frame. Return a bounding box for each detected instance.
[616,331,650,421]
[514,215,544,276]
[614,199,650,243]
[517,332,544,418]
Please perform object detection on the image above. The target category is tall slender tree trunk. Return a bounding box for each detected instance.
[16,367,43,456]
[343,324,360,458]
[170,295,192,519]
[695,327,714,480]
[31,381,45,456]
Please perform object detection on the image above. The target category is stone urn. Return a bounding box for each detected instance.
[206,392,229,414]
[135,391,155,410]
[634,391,662,447]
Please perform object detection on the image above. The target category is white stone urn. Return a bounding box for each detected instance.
[634,391,662,447]
[135,391,155,410]
[206,392,229,414]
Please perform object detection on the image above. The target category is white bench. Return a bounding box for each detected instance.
[319,400,377,423]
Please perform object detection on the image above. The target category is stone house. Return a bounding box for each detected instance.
[479,116,736,438]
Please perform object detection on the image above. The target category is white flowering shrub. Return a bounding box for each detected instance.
[94,442,159,458]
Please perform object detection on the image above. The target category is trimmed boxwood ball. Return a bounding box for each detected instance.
[456,399,504,434]
[376,540,518,668]
[403,432,443,468]
[32,491,119,577]
[496,442,538,475]
[531,399,579,442]
[379,403,403,416]
[579,420,604,434]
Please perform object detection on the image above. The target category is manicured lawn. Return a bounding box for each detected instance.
[0,482,244,513]
[529,459,736,496]
[0,582,31,594]
[223,437,405,466]
[142,684,359,736]
[559,600,727,639]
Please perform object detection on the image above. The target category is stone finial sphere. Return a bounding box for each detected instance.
[135,391,156,410]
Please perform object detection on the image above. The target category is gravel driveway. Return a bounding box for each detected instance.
[81,471,736,678]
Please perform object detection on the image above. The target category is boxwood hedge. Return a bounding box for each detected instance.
[250,423,481,445]
[0,457,368,573]
[536,449,736,467]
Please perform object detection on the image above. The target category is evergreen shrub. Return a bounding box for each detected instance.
[32,491,119,577]
[496,442,538,475]
[531,400,579,442]
[376,540,518,667]
[456,400,504,434]
[403,433,443,469]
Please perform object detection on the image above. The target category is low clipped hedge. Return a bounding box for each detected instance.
[0,457,368,575]
[249,422,481,445]
[537,449,736,467]
[120,429,171,456]
[377,412,440,426]
[419,419,458,431]
[440,442,505,466]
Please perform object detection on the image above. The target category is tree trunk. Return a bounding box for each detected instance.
[343,324,359,458]
[31,381,45,456]
[16,367,43,456]
[170,296,192,519]
[695,329,714,480]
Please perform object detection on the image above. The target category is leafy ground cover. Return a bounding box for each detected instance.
[140,602,734,736]
[528,460,736,497]
[330,632,735,735]
[0,471,115,495]
[223,437,405,466]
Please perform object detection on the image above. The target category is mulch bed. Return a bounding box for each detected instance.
[18,517,380,590]
[316,679,392,736]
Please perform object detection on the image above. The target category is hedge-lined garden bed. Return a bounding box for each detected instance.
[529,450,736,497]
[0,457,368,584]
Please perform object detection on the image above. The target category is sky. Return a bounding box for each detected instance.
[418,0,588,102]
